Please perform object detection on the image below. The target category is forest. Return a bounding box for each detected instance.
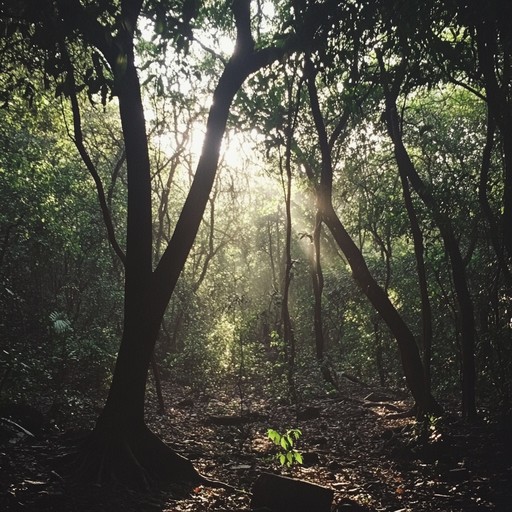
[0,0,511,510]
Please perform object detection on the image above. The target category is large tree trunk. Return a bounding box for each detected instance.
[71,0,298,487]
[75,48,200,487]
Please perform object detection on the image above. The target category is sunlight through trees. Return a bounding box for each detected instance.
[1,0,511,499]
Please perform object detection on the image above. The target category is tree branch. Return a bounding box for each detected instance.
[54,0,116,65]
[232,0,254,55]
[151,2,300,312]
[61,43,127,267]
[304,55,332,193]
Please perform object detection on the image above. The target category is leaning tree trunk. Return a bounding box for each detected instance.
[384,96,477,419]
[321,203,437,413]
[304,56,439,415]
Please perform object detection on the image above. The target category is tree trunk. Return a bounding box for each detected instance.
[310,213,326,361]
[281,140,297,403]
[367,220,392,389]
[374,317,386,387]
[309,216,337,388]
[398,149,433,396]
[478,110,512,287]
[73,53,196,486]
[475,17,512,260]
[305,56,438,415]
[384,98,477,419]
[92,49,157,430]
[72,0,298,486]
[322,204,436,412]
[151,356,166,415]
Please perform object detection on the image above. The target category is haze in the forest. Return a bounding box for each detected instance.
[0,0,510,501]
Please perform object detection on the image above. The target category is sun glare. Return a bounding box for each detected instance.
[185,123,263,176]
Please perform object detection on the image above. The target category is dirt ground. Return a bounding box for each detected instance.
[1,378,512,511]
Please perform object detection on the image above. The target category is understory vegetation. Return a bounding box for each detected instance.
[1,73,510,423]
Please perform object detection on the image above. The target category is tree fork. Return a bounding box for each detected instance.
[58,0,302,488]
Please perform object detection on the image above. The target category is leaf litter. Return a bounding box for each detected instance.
[1,379,511,511]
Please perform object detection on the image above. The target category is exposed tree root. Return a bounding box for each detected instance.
[64,421,233,491]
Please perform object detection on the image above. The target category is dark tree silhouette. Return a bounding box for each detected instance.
[0,0,300,486]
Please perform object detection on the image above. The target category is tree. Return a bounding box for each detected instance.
[303,55,438,415]
[459,0,512,261]
[0,0,304,486]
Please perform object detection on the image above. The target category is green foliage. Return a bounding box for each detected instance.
[49,311,72,335]
[0,0,511,424]
[0,88,123,417]
[267,428,304,467]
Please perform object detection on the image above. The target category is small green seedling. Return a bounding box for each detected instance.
[267,428,303,466]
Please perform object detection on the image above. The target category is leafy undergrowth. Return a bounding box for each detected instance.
[1,378,512,511]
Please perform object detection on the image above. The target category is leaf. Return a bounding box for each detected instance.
[291,429,302,440]
[267,429,280,444]
[50,311,72,334]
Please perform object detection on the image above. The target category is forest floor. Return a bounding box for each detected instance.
[1,376,512,511]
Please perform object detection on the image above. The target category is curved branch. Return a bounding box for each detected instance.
[61,44,127,267]
[305,51,438,414]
